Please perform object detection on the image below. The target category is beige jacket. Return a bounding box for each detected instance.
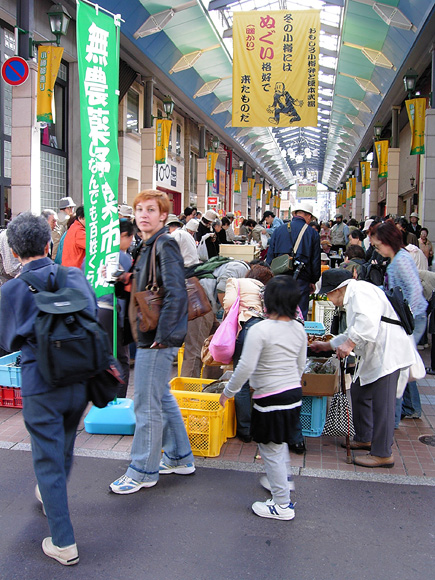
[223,277,264,333]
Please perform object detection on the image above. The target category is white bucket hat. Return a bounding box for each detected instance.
[292,201,314,217]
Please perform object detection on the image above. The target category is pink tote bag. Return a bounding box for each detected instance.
[209,284,240,365]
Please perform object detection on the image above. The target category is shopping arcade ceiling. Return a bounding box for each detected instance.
[100,0,435,192]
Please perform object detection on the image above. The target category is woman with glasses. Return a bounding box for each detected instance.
[369,220,427,425]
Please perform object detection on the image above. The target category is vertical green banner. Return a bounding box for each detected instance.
[76,0,121,297]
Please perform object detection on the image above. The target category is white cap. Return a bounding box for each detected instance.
[410,212,419,219]
[320,252,330,262]
[362,218,374,232]
[186,219,199,232]
[118,204,133,218]
[203,209,219,222]
[166,213,183,226]
[292,201,314,217]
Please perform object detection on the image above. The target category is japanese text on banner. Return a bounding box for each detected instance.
[232,10,320,128]
[76,0,121,297]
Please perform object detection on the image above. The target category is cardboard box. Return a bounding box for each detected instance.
[219,244,259,262]
[301,358,339,397]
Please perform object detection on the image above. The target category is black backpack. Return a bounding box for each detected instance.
[381,286,415,335]
[20,266,112,387]
[359,262,386,286]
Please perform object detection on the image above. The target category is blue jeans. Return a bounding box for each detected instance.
[297,278,311,321]
[22,384,88,547]
[395,313,426,425]
[126,347,193,483]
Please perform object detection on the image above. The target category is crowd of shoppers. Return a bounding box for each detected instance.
[1,199,433,562]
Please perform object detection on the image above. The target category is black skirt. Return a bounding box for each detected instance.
[251,388,302,446]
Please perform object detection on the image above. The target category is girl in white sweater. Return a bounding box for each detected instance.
[219,276,307,520]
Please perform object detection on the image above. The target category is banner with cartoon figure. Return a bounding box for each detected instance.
[232,10,320,127]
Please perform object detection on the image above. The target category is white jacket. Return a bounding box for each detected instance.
[170,228,199,268]
[330,280,417,386]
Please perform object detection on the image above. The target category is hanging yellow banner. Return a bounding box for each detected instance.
[234,169,243,192]
[265,189,272,204]
[375,140,388,178]
[405,98,426,155]
[351,177,356,199]
[155,119,172,165]
[206,152,219,183]
[256,182,263,200]
[346,181,351,200]
[37,45,64,122]
[276,196,281,211]
[341,188,346,206]
[247,177,255,197]
[360,161,370,192]
[232,10,320,128]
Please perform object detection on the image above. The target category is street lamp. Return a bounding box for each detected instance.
[373,123,383,140]
[162,95,175,118]
[360,147,367,159]
[211,135,220,152]
[47,4,72,46]
[403,68,418,99]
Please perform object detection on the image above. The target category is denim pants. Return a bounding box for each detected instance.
[127,347,194,483]
[233,317,263,438]
[395,313,426,425]
[22,384,88,547]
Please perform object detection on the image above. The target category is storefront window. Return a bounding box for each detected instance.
[176,124,181,156]
[126,89,139,133]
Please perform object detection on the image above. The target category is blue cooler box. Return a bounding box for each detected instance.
[84,398,135,435]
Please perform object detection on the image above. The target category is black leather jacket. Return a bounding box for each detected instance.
[132,228,188,348]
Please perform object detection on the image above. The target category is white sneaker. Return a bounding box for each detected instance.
[42,537,79,566]
[259,475,295,492]
[252,499,295,521]
[35,485,46,516]
[109,474,157,494]
[159,460,195,475]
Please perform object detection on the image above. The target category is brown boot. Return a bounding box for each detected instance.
[341,441,371,451]
[354,453,394,468]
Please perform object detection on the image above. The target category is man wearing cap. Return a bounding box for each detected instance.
[166,214,199,268]
[407,212,421,238]
[330,214,349,254]
[118,204,134,221]
[311,269,419,468]
[266,201,321,319]
[52,197,76,260]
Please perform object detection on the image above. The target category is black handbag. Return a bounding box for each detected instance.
[87,358,125,408]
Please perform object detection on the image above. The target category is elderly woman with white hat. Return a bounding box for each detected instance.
[195,209,219,260]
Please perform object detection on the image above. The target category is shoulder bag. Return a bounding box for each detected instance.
[208,282,240,365]
[134,236,164,333]
[186,276,212,321]
[270,223,308,275]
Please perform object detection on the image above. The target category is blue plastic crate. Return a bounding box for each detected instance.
[0,352,22,388]
[300,396,327,437]
[304,321,325,336]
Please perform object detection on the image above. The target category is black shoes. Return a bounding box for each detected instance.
[289,442,306,454]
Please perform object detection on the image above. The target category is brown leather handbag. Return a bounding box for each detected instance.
[134,237,164,333]
[186,277,212,321]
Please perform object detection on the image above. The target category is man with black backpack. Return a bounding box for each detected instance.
[0,213,102,566]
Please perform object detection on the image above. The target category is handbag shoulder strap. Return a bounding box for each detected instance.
[147,234,165,288]
[293,223,308,255]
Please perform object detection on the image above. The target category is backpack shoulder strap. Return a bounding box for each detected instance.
[20,265,68,293]
[293,223,308,255]
[54,265,69,289]
[19,271,46,293]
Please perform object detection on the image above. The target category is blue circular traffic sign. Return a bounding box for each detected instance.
[1,56,30,86]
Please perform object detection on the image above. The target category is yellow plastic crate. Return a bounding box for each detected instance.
[170,377,237,453]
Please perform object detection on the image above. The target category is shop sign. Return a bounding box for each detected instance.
[208,197,218,205]
[155,163,177,188]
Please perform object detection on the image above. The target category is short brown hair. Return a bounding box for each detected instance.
[370,219,404,254]
[133,190,170,214]
[246,264,274,285]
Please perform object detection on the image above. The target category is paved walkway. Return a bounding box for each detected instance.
[1,352,435,486]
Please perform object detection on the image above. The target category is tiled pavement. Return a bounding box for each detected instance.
[1,355,435,486]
